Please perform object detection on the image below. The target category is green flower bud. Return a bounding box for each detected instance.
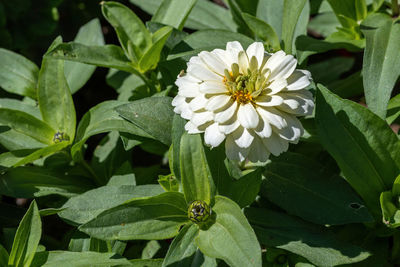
[188,200,211,223]
[53,131,69,143]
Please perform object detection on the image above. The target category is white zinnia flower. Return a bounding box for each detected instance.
[172,41,314,162]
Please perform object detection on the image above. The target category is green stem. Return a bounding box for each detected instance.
[393,0,399,17]
[132,68,157,93]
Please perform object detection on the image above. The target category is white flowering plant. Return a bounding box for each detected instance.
[0,0,399,266]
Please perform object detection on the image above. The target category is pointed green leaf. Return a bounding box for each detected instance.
[196,196,262,267]
[139,26,172,72]
[0,108,56,145]
[315,84,400,218]
[152,0,197,30]
[242,13,280,51]
[380,191,400,228]
[115,97,174,146]
[180,133,215,205]
[0,166,91,198]
[38,37,76,141]
[8,200,41,267]
[246,207,370,266]
[0,244,8,267]
[101,1,152,62]
[0,48,38,99]
[31,251,131,267]
[262,152,373,225]
[71,100,153,161]
[79,192,189,240]
[361,13,400,118]
[46,42,135,73]
[65,18,105,94]
[282,0,307,54]
[60,184,164,225]
[13,142,70,167]
[387,94,400,125]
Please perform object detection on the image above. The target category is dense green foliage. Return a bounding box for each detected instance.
[0,0,399,266]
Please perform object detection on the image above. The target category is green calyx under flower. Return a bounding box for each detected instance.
[223,54,271,104]
[188,200,211,223]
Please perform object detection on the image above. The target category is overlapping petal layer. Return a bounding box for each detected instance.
[172,41,314,162]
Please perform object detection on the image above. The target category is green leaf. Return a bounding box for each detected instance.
[31,251,131,267]
[168,30,253,61]
[262,152,374,225]
[0,48,38,99]
[130,258,163,267]
[38,38,76,140]
[196,196,262,267]
[282,0,307,54]
[225,0,253,36]
[12,142,69,167]
[46,43,135,73]
[0,108,56,145]
[162,223,217,267]
[115,97,174,146]
[152,0,197,30]
[130,0,236,31]
[101,1,152,62]
[0,244,8,267]
[162,224,198,266]
[180,133,214,205]
[158,174,179,192]
[245,207,370,266]
[242,13,280,51]
[71,100,152,161]
[355,0,367,21]
[8,200,41,267]
[65,18,105,94]
[0,98,41,119]
[256,0,284,39]
[307,56,355,85]
[0,166,91,198]
[139,26,173,72]
[380,191,400,228]
[315,85,400,218]
[204,146,261,208]
[308,12,341,38]
[60,184,164,225]
[387,94,400,125]
[79,192,189,240]
[361,13,400,118]
[326,0,359,27]
[170,114,186,181]
[0,130,46,151]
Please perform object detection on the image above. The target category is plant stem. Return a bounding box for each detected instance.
[393,0,399,17]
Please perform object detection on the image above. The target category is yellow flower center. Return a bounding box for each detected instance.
[223,62,270,104]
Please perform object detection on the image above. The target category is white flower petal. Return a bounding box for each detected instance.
[185,121,203,134]
[263,50,286,73]
[262,132,289,156]
[278,90,314,115]
[204,123,226,147]
[225,135,250,162]
[256,106,287,129]
[189,94,209,111]
[246,42,264,69]
[247,137,270,162]
[199,51,229,75]
[233,127,254,148]
[191,111,214,126]
[187,60,222,81]
[219,119,240,134]
[267,79,287,94]
[270,55,297,81]
[179,104,193,120]
[275,115,303,142]
[199,81,228,94]
[205,94,231,111]
[237,103,259,129]
[286,70,311,91]
[215,100,238,123]
[172,95,185,107]
[254,116,272,138]
[256,95,284,107]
